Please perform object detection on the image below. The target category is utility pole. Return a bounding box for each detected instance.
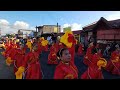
[35,26,38,38]
[57,23,58,33]
[0,28,1,37]
[36,26,38,32]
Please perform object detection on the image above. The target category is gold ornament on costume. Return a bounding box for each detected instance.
[64,74,74,79]
[41,40,48,46]
[15,66,25,79]
[97,58,107,70]
[6,57,13,66]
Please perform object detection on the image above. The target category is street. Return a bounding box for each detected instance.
[0,49,120,79]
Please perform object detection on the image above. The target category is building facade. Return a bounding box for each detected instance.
[83,17,120,45]
[36,25,61,37]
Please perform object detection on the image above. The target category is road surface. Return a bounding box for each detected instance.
[0,49,120,79]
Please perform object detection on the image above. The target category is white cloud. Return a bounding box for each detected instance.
[71,23,82,31]
[63,23,71,28]
[0,19,34,35]
[13,21,29,29]
[106,12,120,20]
[0,19,9,26]
[61,23,82,32]
[29,26,36,30]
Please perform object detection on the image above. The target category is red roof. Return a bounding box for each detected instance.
[83,17,120,31]
[72,30,82,34]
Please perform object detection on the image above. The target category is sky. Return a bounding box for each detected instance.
[0,11,120,35]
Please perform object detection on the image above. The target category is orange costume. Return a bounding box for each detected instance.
[54,61,78,79]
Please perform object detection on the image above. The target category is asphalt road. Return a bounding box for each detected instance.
[0,49,15,79]
[0,49,120,79]
[40,51,120,79]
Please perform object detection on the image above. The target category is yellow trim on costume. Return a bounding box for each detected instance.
[1,52,5,56]
[70,65,78,77]
[59,43,62,45]
[6,57,13,66]
[64,74,74,79]
[52,53,56,56]
[41,40,48,46]
[97,58,107,70]
[112,56,119,62]
[15,66,25,79]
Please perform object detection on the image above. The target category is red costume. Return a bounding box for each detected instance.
[48,52,58,64]
[81,64,104,79]
[49,44,57,52]
[48,44,58,64]
[13,48,25,74]
[68,45,75,63]
[37,42,42,54]
[83,46,94,66]
[91,53,101,66]
[111,50,120,60]
[4,45,12,58]
[54,61,78,79]
[58,43,65,50]
[8,47,17,59]
[77,44,84,56]
[22,51,42,79]
[105,55,120,75]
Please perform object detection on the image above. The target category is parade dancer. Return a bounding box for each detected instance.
[81,58,107,79]
[60,31,77,64]
[105,55,120,75]
[13,44,26,74]
[48,42,58,64]
[83,42,94,66]
[54,48,78,79]
[77,42,84,56]
[15,44,43,79]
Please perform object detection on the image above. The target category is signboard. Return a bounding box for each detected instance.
[63,27,71,32]
[54,27,58,33]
